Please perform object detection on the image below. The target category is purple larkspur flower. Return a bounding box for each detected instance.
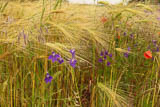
[153,47,160,52]
[109,54,112,58]
[48,52,60,63]
[105,51,108,55]
[104,55,107,60]
[124,53,129,57]
[128,47,131,51]
[156,47,159,52]
[57,57,64,64]
[130,34,133,38]
[70,49,75,58]
[100,51,104,56]
[124,47,130,58]
[99,58,103,63]
[44,73,53,84]
[152,40,157,46]
[107,62,111,66]
[124,32,126,36]
[70,58,77,68]
[69,49,77,68]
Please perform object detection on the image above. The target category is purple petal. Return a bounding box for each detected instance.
[130,34,133,38]
[105,51,108,55]
[70,49,75,54]
[107,62,111,66]
[99,58,103,63]
[58,57,64,64]
[109,54,112,58]
[70,58,77,68]
[104,55,107,60]
[128,47,131,51]
[156,47,159,52]
[100,51,104,56]
[44,73,53,84]
[52,57,57,63]
[48,55,53,60]
[152,40,157,45]
[55,54,60,58]
[70,49,75,58]
[124,53,129,58]
[52,52,55,56]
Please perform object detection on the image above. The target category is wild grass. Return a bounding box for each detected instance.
[0,0,160,107]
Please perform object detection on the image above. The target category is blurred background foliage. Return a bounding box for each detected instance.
[0,0,159,4]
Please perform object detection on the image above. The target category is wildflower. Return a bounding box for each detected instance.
[107,62,111,66]
[100,51,104,56]
[69,49,77,68]
[57,57,64,64]
[48,52,60,63]
[153,47,159,52]
[70,49,75,58]
[101,16,107,23]
[130,34,133,38]
[144,51,152,59]
[70,58,77,68]
[44,73,53,84]
[109,53,113,58]
[124,47,131,58]
[128,47,131,51]
[152,40,157,46]
[105,51,108,55]
[117,35,120,39]
[156,47,159,52]
[99,58,103,63]
[124,32,127,36]
[124,53,129,57]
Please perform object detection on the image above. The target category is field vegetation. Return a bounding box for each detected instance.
[0,0,160,107]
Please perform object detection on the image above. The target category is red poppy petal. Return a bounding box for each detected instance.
[118,35,120,39]
[144,51,152,59]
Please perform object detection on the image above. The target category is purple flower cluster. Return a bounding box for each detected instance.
[69,49,77,68]
[44,72,53,84]
[147,40,160,53]
[124,32,127,36]
[130,34,134,39]
[151,40,159,52]
[124,47,131,58]
[46,49,77,83]
[99,50,112,66]
[17,30,29,45]
[48,52,64,64]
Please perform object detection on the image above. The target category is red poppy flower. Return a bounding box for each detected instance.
[117,35,120,39]
[101,17,107,23]
[144,51,152,59]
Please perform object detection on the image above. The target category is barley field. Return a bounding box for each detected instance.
[0,0,160,107]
